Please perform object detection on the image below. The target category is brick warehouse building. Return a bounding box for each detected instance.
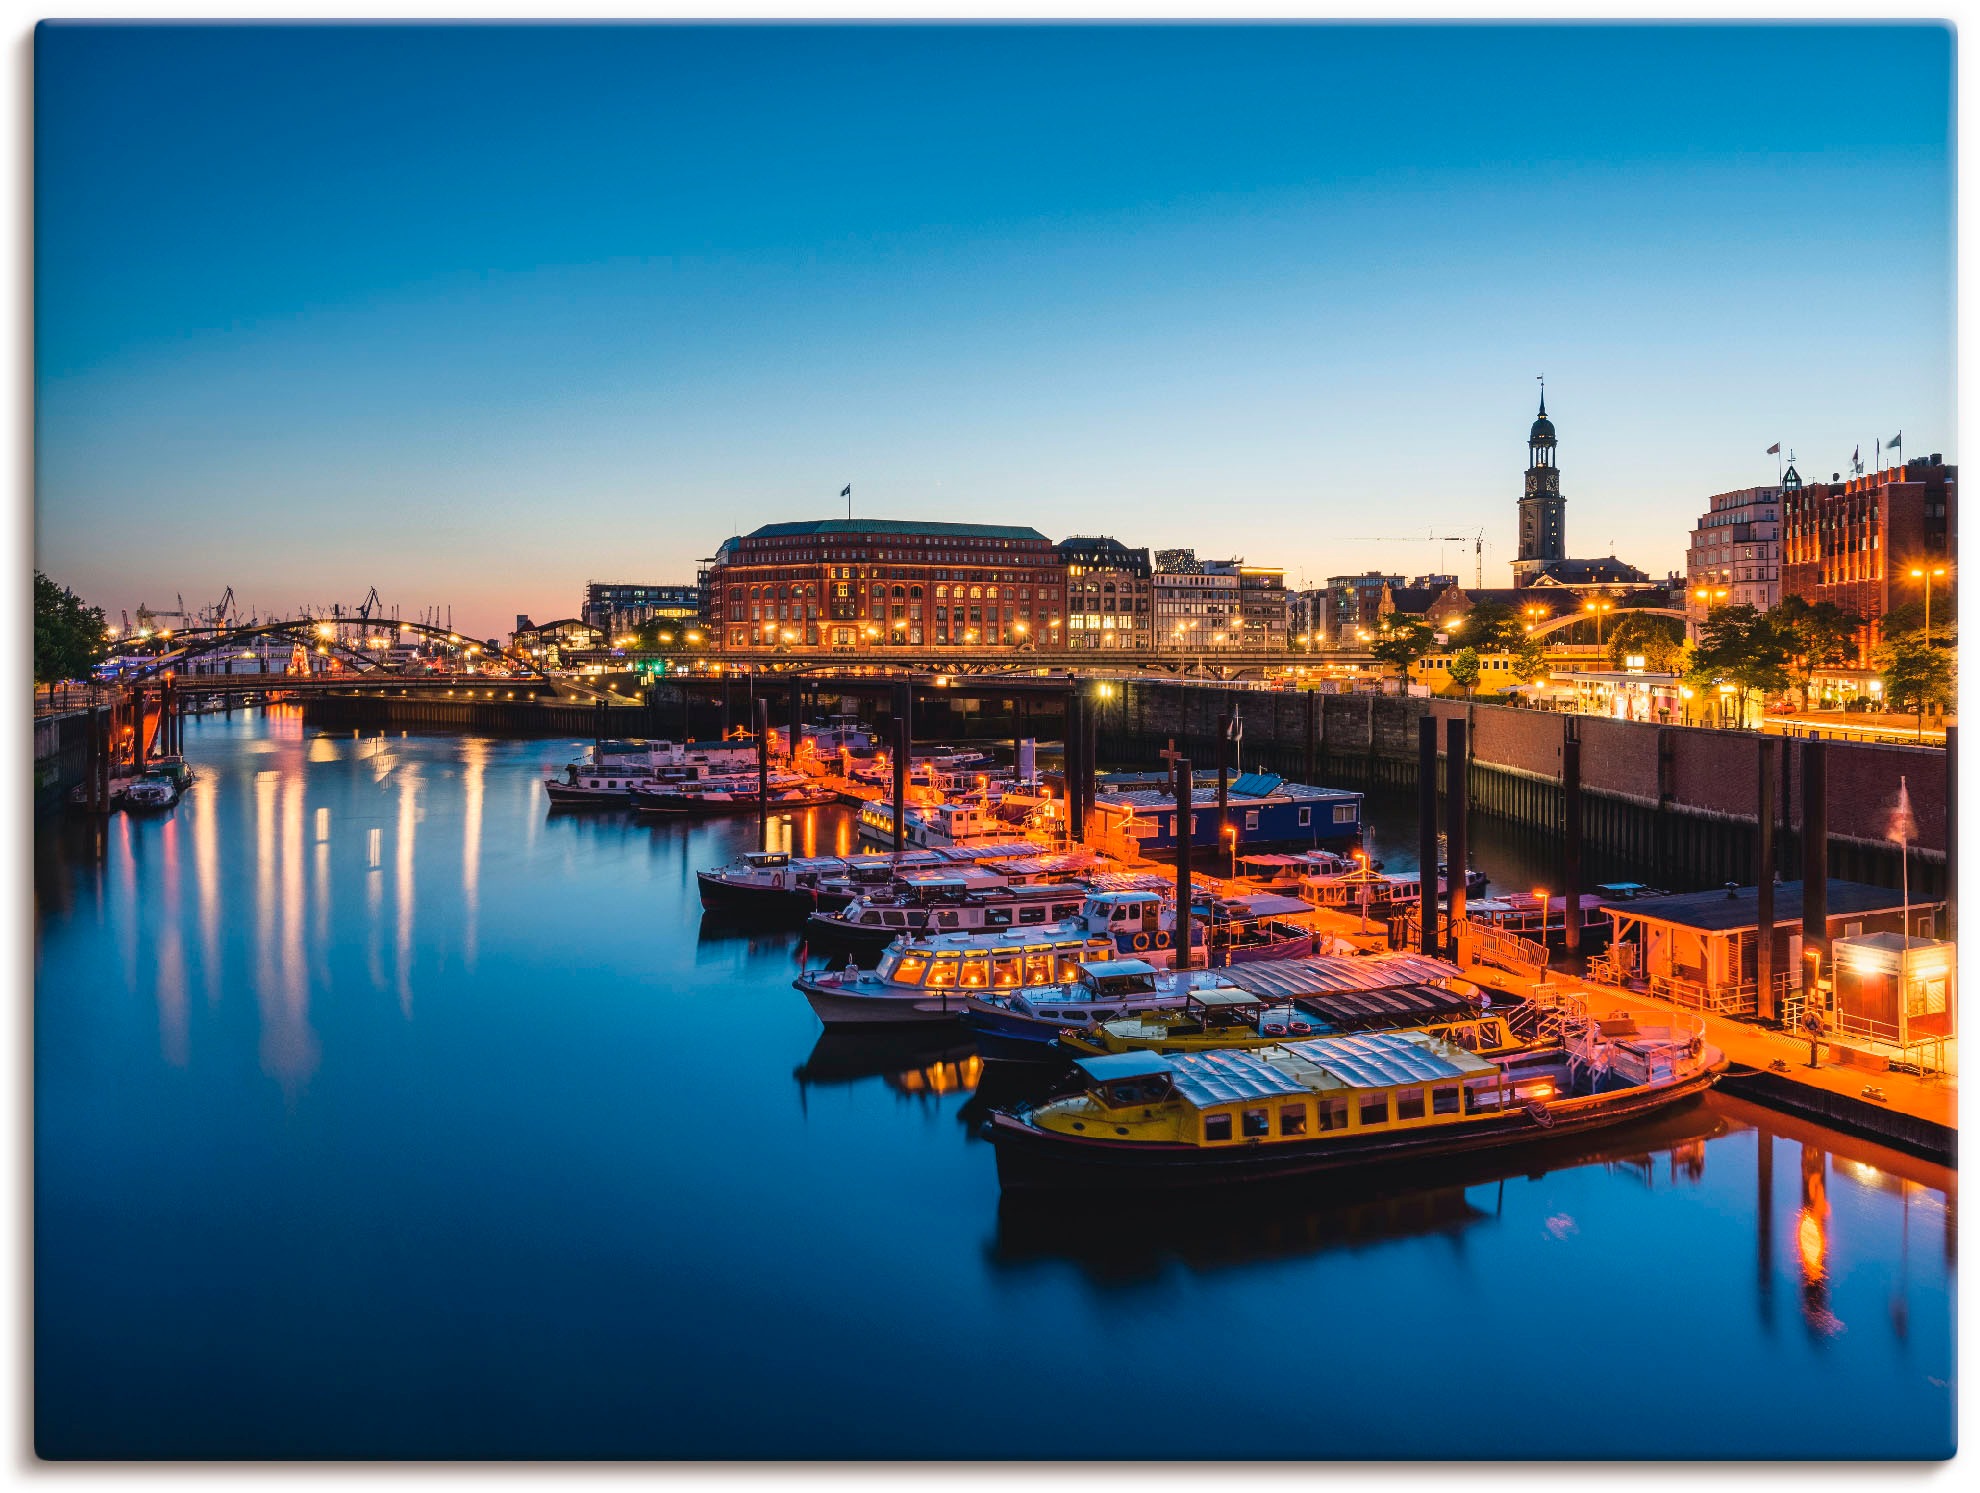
[706,519,1066,652]
[1781,454,1956,650]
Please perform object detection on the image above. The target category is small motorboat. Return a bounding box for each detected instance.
[122,771,181,812]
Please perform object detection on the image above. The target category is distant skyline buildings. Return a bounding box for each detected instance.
[34,22,1955,639]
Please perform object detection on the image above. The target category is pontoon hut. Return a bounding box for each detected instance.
[1831,932,1956,1071]
[1602,880,1946,1018]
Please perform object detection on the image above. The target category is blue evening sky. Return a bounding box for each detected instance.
[36,22,1955,637]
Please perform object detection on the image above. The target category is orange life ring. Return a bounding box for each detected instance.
[1132,933,1151,952]
[1155,931,1172,950]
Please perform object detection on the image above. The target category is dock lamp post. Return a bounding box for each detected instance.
[1909,566,1947,644]
[1534,888,1550,970]
[1223,823,1238,880]
[1354,849,1371,934]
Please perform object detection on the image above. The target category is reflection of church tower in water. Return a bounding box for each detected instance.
[1514,388,1566,584]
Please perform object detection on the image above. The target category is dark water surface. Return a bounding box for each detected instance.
[35,713,1956,1458]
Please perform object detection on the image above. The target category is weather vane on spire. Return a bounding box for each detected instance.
[1536,373,1546,414]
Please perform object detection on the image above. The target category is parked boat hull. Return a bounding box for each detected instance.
[543,781,632,808]
[796,975,971,1026]
[697,870,854,917]
[986,1060,1725,1192]
[635,789,837,818]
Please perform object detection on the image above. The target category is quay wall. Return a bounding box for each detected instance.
[33,706,109,815]
[1091,682,1949,898]
[299,694,654,739]
[1718,1067,1957,1166]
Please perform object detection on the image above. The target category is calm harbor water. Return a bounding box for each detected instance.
[35,711,1955,1459]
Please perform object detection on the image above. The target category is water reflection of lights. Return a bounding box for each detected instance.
[461,740,486,971]
[1797,1207,1827,1278]
[889,1055,984,1097]
[395,768,419,1015]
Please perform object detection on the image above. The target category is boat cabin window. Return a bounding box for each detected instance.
[936,912,960,928]
[1241,1108,1271,1139]
[1358,1093,1389,1129]
[1298,807,1312,827]
[1279,1105,1308,1137]
[1018,907,1046,925]
[1319,1097,1350,1132]
[926,955,961,988]
[991,952,1023,989]
[860,912,883,925]
[1051,904,1080,921]
[1432,1084,1462,1116]
[884,911,907,927]
[1245,810,1260,830]
[1054,952,1086,982]
[893,952,929,984]
[1202,1113,1233,1143]
[1024,950,1055,986]
[959,952,991,989]
[1101,1076,1170,1107]
[985,909,1013,928]
[1062,1010,1087,1023]
[1465,1077,1504,1111]
[1394,1087,1425,1122]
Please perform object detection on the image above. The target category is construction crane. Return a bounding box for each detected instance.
[1345,530,1488,588]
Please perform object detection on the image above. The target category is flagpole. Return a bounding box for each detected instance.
[1900,775,1910,1055]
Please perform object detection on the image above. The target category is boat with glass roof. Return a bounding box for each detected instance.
[985,1011,1725,1191]
[1057,980,1523,1061]
[794,929,1118,1025]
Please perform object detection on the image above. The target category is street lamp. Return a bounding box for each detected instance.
[1534,887,1551,968]
[1581,598,1613,645]
[1908,566,1947,644]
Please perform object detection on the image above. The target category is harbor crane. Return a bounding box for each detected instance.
[1345,529,1489,589]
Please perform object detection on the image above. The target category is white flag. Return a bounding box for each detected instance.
[1887,778,1918,845]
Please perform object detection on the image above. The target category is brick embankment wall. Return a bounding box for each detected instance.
[1088,682,1948,897]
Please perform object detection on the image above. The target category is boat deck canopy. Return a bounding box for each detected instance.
[1278,1030,1500,1090]
[1189,988,1266,1009]
[1081,958,1159,980]
[1292,982,1478,1027]
[1216,893,1311,918]
[1221,953,1462,1001]
[1168,1049,1311,1105]
[1073,1052,1177,1084]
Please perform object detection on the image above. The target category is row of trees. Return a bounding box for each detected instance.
[35,571,109,689]
[1685,597,1953,723]
[1365,592,1955,723]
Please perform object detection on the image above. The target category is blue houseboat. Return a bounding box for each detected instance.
[1090,772,1363,854]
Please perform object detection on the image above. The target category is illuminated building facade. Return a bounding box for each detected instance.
[1781,455,1957,649]
[1684,482,1783,625]
[1056,535,1153,650]
[705,519,1064,651]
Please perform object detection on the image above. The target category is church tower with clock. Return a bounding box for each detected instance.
[1513,388,1566,586]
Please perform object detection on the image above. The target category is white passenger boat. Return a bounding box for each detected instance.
[794,928,1119,1025]
[856,797,1038,850]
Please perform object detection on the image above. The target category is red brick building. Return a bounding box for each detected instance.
[706,519,1066,652]
[1780,454,1956,651]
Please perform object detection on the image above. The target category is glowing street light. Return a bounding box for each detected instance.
[1908,565,1948,643]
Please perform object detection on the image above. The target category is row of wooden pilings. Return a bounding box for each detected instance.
[73,679,188,815]
[1407,716,1929,1025]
